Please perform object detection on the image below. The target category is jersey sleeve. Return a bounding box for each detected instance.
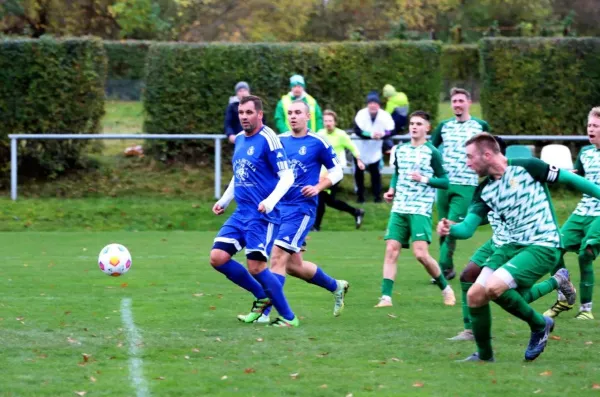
[468,181,492,218]
[319,140,339,170]
[265,135,290,175]
[480,119,491,132]
[427,147,449,189]
[508,158,559,184]
[574,148,585,175]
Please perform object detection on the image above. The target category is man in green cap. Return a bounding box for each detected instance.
[275,74,323,134]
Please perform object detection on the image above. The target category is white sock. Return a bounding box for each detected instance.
[580,302,593,312]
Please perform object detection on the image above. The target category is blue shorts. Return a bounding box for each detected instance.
[274,211,314,253]
[213,215,278,259]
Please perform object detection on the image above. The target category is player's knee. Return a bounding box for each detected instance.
[460,262,481,283]
[579,247,597,264]
[385,240,401,255]
[247,259,267,275]
[467,285,486,307]
[209,249,229,267]
[412,245,429,263]
[484,280,506,301]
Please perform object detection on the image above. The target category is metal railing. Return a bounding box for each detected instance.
[7,133,590,201]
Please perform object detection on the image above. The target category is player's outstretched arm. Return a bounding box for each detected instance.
[214,177,235,215]
[558,170,600,199]
[259,169,295,213]
[446,213,483,240]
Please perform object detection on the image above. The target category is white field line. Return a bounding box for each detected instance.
[121,298,150,397]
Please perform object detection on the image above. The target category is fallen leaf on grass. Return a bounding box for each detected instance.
[184,356,190,360]
[244,368,256,374]
[16,316,24,321]
[256,338,264,342]
[215,337,222,342]
[346,394,354,397]
[74,392,87,396]
[193,293,204,297]
[90,377,96,383]
[592,384,600,390]
[290,373,299,379]
[585,341,593,345]
[387,314,397,318]
[413,382,424,387]
[209,306,217,310]
[192,348,200,353]
[539,371,552,376]
[534,389,542,394]
[67,337,79,345]
[154,377,165,381]
[390,358,401,362]
[82,354,91,362]
[120,283,128,288]
[64,311,71,315]
[319,384,328,389]
[550,335,561,341]
[316,352,329,358]
[221,375,228,380]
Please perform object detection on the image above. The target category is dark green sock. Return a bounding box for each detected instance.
[381,278,394,297]
[495,289,546,332]
[433,273,448,291]
[461,282,473,330]
[579,253,595,304]
[469,304,493,360]
[522,278,558,303]
[439,238,456,271]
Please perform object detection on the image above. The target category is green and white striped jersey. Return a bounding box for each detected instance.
[573,145,600,217]
[488,212,509,247]
[390,142,447,217]
[470,158,561,248]
[431,117,490,186]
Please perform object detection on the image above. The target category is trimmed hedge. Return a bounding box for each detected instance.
[104,40,151,100]
[440,44,480,101]
[480,38,600,135]
[0,37,106,182]
[143,41,442,161]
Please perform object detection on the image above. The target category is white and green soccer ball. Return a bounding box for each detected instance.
[98,243,132,277]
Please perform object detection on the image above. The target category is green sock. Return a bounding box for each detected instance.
[522,278,558,303]
[579,254,595,305]
[495,289,546,332]
[439,238,456,271]
[381,278,394,297]
[469,304,493,360]
[433,273,448,291]
[461,282,473,330]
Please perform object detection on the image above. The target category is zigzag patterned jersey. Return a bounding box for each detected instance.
[573,145,600,217]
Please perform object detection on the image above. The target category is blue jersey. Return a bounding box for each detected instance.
[232,126,289,223]
[279,132,339,213]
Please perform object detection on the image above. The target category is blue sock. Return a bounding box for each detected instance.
[213,259,267,300]
[254,268,295,321]
[308,267,338,292]
[263,273,286,317]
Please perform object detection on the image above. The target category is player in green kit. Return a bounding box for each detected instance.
[375,111,456,308]
[431,88,490,280]
[438,133,600,362]
[545,107,600,320]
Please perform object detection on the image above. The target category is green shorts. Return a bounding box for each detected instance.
[436,184,477,223]
[485,243,561,289]
[469,239,500,266]
[384,212,431,249]
[561,214,600,254]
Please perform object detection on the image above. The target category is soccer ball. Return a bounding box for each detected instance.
[98,243,132,277]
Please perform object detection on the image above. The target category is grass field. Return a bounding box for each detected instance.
[1,230,599,396]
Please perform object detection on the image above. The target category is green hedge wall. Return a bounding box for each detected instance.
[0,37,106,182]
[104,40,151,81]
[480,38,600,135]
[143,41,442,160]
[441,44,480,82]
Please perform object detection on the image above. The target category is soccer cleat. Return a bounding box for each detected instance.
[374,295,392,307]
[543,300,572,318]
[447,329,474,341]
[333,280,350,317]
[524,316,554,361]
[268,316,299,327]
[575,311,594,320]
[553,268,577,306]
[442,286,456,306]
[457,352,495,362]
[237,298,272,323]
[256,314,270,323]
[355,209,365,229]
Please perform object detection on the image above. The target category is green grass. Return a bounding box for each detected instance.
[101,101,145,155]
[0,230,599,396]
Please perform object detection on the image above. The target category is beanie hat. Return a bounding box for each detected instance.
[235,81,250,93]
[290,74,306,88]
[366,90,381,105]
[383,84,397,98]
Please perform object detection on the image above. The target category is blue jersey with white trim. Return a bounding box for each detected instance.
[232,125,289,223]
[279,132,339,213]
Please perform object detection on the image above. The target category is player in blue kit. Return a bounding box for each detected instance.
[210,95,300,327]
[238,100,349,325]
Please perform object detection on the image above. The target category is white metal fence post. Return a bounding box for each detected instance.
[214,137,222,199]
[10,137,17,201]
